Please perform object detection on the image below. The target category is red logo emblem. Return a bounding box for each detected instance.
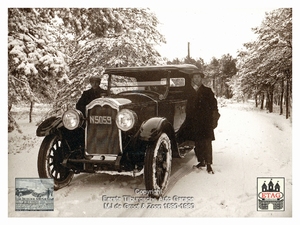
[257,177,285,211]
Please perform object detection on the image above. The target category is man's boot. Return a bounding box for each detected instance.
[193,160,206,168]
[206,163,214,174]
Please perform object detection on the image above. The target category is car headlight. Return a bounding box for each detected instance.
[116,109,137,131]
[62,109,83,130]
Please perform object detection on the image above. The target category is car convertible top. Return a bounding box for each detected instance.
[104,64,200,77]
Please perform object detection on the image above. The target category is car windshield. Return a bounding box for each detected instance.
[107,74,169,96]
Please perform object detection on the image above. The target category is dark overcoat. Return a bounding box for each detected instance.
[76,87,106,117]
[181,84,219,141]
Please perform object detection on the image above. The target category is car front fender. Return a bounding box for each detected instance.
[139,117,175,142]
[36,116,63,137]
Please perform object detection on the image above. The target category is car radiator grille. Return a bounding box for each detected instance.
[86,105,120,155]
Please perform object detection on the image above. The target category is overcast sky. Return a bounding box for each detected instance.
[152,7,278,62]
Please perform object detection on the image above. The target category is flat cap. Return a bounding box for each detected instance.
[89,75,102,82]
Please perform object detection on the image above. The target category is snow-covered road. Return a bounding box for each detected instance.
[8,103,293,218]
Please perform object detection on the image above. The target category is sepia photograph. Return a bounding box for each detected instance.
[5,0,298,223]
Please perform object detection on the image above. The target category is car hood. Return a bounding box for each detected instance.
[87,92,158,111]
[112,92,159,104]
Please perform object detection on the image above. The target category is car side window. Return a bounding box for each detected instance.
[170,78,185,87]
[161,78,185,87]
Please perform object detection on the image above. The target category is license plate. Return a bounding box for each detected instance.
[89,116,112,124]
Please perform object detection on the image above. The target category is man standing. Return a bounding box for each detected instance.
[47,188,50,199]
[76,75,107,117]
[185,72,220,174]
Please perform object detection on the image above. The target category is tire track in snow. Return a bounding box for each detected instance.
[164,151,195,196]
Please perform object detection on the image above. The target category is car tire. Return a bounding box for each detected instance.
[144,133,172,198]
[37,134,74,190]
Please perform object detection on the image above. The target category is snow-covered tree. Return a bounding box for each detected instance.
[236,8,292,118]
[8,8,167,131]
[53,8,166,109]
[205,55,237,98]
[8,9,69,103]
[8,8,70,130]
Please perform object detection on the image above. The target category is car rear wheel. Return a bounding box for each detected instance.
[37,134,74,190]
[144,133,172,198]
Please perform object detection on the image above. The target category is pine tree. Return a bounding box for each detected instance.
[235,8,292,118]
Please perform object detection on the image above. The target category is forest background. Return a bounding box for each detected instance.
[7,8,292,134]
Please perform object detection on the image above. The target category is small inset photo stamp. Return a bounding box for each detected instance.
[257,177,285,211]
[15,178,54,211]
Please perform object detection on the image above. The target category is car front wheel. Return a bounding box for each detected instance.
[144,133,172,198]
[37,134,74,190]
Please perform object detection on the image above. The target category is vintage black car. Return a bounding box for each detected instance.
[36,64,200,197]
[15,188,34,197]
